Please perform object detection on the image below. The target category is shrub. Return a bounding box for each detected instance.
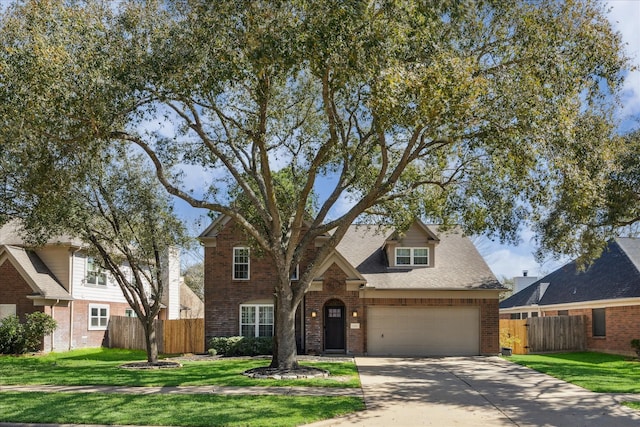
[207,336,273,357]
[0,312,57,354]
[631,339,640,358]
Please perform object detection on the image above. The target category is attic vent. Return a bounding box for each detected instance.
[523,270,528,277]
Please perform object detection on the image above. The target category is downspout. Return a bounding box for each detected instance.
[50,299,59,351]
[69,247,81,350]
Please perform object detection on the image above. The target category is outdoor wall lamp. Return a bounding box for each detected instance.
[352,310,358,318]
[311,311,317,318]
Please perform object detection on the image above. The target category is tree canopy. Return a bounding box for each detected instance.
[0,0,631,368]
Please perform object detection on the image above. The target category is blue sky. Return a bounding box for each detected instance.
[177,1,640,280]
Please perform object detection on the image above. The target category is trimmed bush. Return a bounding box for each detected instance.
[0,312,57,354]
[207,336,273,357]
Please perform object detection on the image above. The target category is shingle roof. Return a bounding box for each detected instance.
[1,245,72,301]
[336,224,502,290]
[500,238,640,309]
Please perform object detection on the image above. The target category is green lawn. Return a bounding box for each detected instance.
[508,352,640,393]
[0,348,364,426]
[0,391,364,427]
[0,348,360,388]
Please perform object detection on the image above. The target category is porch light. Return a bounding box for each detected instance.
[352,310,358,318]
[311,310,317,318]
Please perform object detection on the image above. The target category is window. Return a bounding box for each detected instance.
[0,304,16,320]
[290,264,299,281]
[521,312,528,319]
[557,310,569,316]
[510,313,521,320]
[592,308,606,337]
[531,312,539,317]
[88,304,109,330]
[240,304,274,337]
[233,247,250,280]
[86,257,107,287]
[395,247,429,266]
[125,309,137,318]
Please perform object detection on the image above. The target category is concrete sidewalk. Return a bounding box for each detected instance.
[0,383,362,397]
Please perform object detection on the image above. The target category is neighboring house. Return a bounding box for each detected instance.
[200,217,504,356]
[0,222,183,352]
[179,279,204,319]
[500,238,640,356]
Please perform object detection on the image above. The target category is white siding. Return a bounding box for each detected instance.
[70,252,128,303]
[35,246,72,291]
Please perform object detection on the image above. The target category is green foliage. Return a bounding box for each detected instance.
[208,336,274,357]
[0,0,631,367]
[0,392,364,427]
[510,352,640,393]
[0,313,57,354]
[0,347,360,388]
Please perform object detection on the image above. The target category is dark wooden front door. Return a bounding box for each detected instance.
[324,305,345,351]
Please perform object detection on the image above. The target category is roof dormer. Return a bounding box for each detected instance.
[383,220,439,269]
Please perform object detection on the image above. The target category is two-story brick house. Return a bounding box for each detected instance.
[200,216,504,356]
[0,221,182,352]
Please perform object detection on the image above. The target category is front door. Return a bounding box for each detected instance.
[324,304,345,351]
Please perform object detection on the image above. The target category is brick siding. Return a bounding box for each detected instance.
[204,220,500,355]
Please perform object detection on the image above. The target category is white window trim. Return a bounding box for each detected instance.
[239,304,274,338]
[86,256,108,287]
[88,304,110,331]
[290,264,299,281]
[233,247,250,280]
[394,247,429,266]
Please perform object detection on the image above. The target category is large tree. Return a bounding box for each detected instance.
[0,0,629,369]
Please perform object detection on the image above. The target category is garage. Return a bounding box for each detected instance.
[367,306,481,356]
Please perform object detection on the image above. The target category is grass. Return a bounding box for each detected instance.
[0,391,364,427]
[508,352,640,393]
[623,402,640,411]
[0,348,364,426]
[0,348,360,388]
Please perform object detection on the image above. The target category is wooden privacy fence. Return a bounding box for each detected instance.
[108,316,204,354]
[499,315,586,355]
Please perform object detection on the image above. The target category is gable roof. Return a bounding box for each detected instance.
[336,224,502,290]
[500,238,640,309]
[0,245,72,301]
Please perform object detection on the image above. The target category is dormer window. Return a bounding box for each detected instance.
[395,247,429,266]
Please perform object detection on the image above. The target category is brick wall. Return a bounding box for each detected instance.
[0,260,42,320]
[304,263,364,354]
[203,220,502,355]
[544,306,640,356]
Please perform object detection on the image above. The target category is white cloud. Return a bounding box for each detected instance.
[607,1,640,122]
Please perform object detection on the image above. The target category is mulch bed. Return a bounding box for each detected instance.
[243,366,329,379]
[119,361,182,370]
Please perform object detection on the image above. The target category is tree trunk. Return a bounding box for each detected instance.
[143,319,158,363]
[269,286,299,370]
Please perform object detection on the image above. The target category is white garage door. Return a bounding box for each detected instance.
[367,306,480,356]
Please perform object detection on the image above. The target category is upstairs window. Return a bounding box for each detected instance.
[290,264,299,281]
[86,257,107,287]
[395,247,429,266]
[233,247,250,280]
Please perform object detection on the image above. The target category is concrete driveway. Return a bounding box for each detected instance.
[307,356,640,427]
